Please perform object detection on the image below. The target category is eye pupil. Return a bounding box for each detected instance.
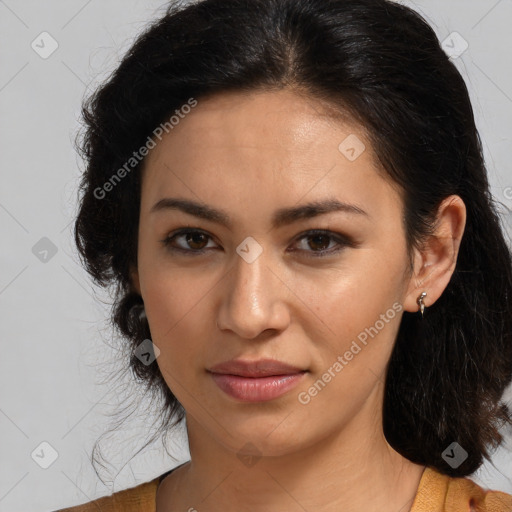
[187,232,208,250]
[308,234,330,251]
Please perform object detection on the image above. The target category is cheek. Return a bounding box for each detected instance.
[300,252,406,380]
[138,233,215,331]
[304,254,404,332]
[298,281,403,420]
[146,285,205,332]
[140,267,218,376]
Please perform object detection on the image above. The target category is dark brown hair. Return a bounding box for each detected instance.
[74,0,512,481]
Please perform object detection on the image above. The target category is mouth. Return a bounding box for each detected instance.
[207,358,308,402]
[208,358,306,378]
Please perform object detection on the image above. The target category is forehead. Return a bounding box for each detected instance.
[146,89,368,158]
[140,89,401,221]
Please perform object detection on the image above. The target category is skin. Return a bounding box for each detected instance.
[130,88,466,512]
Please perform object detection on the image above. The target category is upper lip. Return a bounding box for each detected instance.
[208,358,306,377]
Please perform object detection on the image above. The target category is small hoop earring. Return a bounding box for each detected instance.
[417,292,427,318]
[138,304,147,320]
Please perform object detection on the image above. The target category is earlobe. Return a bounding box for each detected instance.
[416,291,427,318]
[402,248,434,313]
[403,195,466,314]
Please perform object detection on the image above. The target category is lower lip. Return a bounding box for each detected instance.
[209,372,307,402]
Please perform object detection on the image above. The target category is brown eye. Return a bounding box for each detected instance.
[305,234,332,252]
[161,229,216,253]
[161,228,356,258]
[183,232,209,250]
[291,230,354,258]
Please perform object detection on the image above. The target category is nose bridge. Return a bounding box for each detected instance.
[230,241,269,313]
[217,238,288,337]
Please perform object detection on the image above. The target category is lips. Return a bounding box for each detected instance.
[208,358,305,378]
[207,358,307,402]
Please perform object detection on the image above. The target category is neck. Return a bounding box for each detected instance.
[158,388,426,512]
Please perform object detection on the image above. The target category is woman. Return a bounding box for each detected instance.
[58,0,512,510]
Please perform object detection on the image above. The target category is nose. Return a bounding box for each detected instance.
[216,245,290,340]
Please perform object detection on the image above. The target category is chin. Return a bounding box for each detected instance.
[212,421,317,459]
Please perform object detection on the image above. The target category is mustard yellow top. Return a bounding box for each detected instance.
[56,466,512,512]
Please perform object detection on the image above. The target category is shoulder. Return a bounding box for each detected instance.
[54,475,160,512]
[411,467,512,512]
[445,475,512,512]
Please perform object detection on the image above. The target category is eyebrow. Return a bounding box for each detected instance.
[149,197,369,230]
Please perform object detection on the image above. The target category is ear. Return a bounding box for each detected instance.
[130,265,141,295]
[403,195,466,313]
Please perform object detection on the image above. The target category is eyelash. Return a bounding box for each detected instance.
[160,228,357,258]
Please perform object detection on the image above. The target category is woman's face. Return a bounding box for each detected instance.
[132,89,419,457]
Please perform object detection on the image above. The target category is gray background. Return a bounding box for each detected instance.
[1,1,511,510]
